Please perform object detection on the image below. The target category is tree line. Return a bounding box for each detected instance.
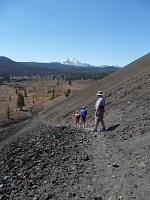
[0,56,118,81]
[65,71,114,81]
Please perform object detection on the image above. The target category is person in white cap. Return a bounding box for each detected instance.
[93,91,106,132]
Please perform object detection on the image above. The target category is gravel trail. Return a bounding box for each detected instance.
[0,56,150,199]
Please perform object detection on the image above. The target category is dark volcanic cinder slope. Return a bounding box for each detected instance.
[44,52,150,125]
[41,53,150,199]
[0,53,150,200]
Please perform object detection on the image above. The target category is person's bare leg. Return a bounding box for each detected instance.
[101,120,106,130]
[78,122,80,127]
[80,120,83,128]
[93,119,99,131]
[83,121,85,128]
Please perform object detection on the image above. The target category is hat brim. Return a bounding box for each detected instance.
[97,93,104,96]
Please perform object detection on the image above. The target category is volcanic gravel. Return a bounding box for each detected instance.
[0,58,150,199]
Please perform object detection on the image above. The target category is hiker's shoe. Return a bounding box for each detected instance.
[92,129,97,132]
[100,128,106,132]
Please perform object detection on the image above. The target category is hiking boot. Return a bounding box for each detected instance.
[100,127,106,132]
[92,129,97,132]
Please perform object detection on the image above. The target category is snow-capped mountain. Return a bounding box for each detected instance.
[60,58,121,68]
[60,58,90,67]
[99,65,121,69]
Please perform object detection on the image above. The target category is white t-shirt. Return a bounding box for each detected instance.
[95,97,105,110]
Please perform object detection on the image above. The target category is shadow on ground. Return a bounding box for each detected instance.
[106,124,120,131]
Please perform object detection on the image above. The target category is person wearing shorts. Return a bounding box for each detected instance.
[93,91,106,132]
[74,110,80,127]
[80,106,87,128]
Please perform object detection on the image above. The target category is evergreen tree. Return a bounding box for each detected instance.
[51,87,55,100]
[6,105,10,118]
[30,107,33,113]
[0,78,2,85]
[64,88,71,97]
[24,88,27,98]
[67,88,71,95]
[57,80,59,86]
[47,86,50,94]
[33,95,35,103]
[17,93,25,111]
[9,95,11,101]
[69,79,72,86]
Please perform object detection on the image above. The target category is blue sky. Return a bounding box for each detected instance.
[0,0,150,67]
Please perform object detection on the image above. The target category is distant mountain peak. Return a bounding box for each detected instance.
[60,58,89,66]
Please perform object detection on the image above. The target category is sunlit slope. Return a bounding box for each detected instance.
[45,53,150,123]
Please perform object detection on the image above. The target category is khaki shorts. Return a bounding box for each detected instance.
[95,110,105,122]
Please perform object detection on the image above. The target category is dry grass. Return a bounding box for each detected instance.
[0,79,93,120]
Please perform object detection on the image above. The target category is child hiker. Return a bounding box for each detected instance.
[74,110,81,127]
[80,106,87,128]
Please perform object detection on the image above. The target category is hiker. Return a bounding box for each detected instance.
[80,106,87,128]
[93,91,106,132]
[74,110,81,127]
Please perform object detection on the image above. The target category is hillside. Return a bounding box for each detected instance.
[21,61,119,71]
[0,56,66,78]
[43,53,150,124]
[0,53,150,199]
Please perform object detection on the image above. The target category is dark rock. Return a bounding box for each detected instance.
[82,154,90,161]
[112,163,120,168]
